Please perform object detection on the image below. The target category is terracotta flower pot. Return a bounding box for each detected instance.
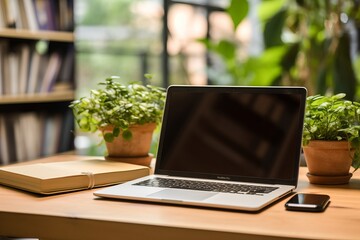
[100,123,157,166]
[302,140,353,184]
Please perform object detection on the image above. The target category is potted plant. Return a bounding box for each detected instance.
[69,75,166,166]
[302,93,360,184]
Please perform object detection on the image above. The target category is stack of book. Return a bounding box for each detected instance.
[0,110,73,165]
[0,42,74,96]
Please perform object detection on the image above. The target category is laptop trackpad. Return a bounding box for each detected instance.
[148,189,217,201]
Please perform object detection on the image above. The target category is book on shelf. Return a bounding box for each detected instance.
[0,116,10,165]
[19,112,42,161]
[26,49,42,94]
[34,0,56,30]
[16,0,28,29]
[58,0,74,31]
[0,1,7,28]
[56,44,74,87]
[39,51,61,93]
[3,0,17,28]
[23,0,39,31]
[8,51,19,95]
[58,110,74,152]
[0,159,150,194]
[1,46,15,95]
[1,115,16,164]
[41,113,62,156]
[0,42,5,94]
[13,116,27,162]
[18,44,31,94]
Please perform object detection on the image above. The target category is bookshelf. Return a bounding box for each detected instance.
[0,0,75,165]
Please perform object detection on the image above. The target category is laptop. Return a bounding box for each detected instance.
[94,85,307,211]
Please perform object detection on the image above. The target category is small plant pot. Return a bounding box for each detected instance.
[303,140,353,184]
[100,123,156,166]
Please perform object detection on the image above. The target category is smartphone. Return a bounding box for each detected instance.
[285,193,330,212]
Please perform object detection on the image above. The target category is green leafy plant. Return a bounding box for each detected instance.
[200,0,360,99]
[303,93,360,171]
[263,0,360,99]
[69,76,166,142]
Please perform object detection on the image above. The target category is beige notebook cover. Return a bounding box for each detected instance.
[0,159,150,194]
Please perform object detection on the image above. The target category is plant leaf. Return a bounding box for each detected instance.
[216,40,236,60]
[113,127,120,137]
[122,129,132,141]
[352,150,360,172]
[280,43,299,71]
[226,0,249,30]
[333,32,357,100]
[257,0,285,22]
[264,8,286,48]
[104,133,114,142]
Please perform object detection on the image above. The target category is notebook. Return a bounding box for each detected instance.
[94,86,307,211]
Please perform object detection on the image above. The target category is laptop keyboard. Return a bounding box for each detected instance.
[134,178,278,195]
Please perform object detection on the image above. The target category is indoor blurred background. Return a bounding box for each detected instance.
[74,0,360,154]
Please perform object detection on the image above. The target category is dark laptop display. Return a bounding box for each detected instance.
[155,86,306,186]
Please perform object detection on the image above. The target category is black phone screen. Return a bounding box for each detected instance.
[285,193,330,212]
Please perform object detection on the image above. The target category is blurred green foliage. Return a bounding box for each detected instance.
[201,0,360,100]
[76,0,163,97]
[78,0,133,25]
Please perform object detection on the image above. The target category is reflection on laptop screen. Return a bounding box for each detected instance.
[156,87,306,185]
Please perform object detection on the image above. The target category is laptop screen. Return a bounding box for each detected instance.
[155,86,307,186]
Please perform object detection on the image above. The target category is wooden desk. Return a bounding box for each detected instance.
[1,155,359,240]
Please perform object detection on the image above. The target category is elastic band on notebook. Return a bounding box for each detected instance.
[81,172,95,189]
